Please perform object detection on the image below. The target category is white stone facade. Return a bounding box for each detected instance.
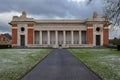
[9,11,109,48]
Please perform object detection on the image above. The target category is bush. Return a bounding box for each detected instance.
[109,38,120,45]
[0,45,12,49]
[117,45,120,51]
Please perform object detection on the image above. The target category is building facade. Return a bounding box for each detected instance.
[9,11,109,48]
[0,34,11,45]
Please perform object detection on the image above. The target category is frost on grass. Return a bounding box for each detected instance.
[0,49,50,80]
[100,55,120,76]
[70,49,120,80]
[102,55,120,61]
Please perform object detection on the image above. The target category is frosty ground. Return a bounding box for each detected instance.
[0,49,51,80]
[69,49,120,80]
[0,48,120,80]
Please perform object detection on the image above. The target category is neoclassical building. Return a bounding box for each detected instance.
[9,11,109,48]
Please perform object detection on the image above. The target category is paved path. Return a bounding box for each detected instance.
[21,49,101,80]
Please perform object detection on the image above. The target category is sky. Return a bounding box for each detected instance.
[0,0,119,39]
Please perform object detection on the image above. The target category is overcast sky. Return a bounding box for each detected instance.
[0,0,119,39]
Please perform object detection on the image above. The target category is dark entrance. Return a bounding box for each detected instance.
[20,35,25,46]
[81,31,86,44]
[96,35,101,46]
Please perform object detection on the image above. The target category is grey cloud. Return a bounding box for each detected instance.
[0,22,11,33]
[0,0,104,34]
[0,0,103,19]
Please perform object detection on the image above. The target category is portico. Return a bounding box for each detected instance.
[34,30,82,48]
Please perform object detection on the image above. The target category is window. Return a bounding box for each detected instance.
[21,27,25,32]
[96,27,100,32]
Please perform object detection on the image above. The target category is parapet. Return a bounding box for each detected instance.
[12,11,34,22]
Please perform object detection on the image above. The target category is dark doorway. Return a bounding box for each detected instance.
[20,35,25,46]
[81,31,86,44]
[96,35,101,46]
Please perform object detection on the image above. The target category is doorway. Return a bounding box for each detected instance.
[20,35,25,46]
[81,31,86,44]
[96,35,101,46]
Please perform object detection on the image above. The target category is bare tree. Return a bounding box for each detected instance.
[88,0,120,27]
[104,0,120,26]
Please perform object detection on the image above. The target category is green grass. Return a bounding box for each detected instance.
[0,49,51,80]
[69,49,120,80]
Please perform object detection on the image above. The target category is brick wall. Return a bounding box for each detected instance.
[28,24,34,27]
[87,23,93,44]
[12,29,17,44]
[12,24,17,27]
[103,28,109,46]
[87,29,93,44]
[27,29,34,44]
[0,35,7,41]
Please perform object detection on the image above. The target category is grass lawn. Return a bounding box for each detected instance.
[0,49,51,80]
[69,49,120,80]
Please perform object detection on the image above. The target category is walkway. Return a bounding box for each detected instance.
[21,49,101,80]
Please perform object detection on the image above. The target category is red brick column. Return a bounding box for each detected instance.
[27,24,34,44]
[12,24,18,45]
[103,26,109,46]
[87,24,93,44]
[12,29,17,44]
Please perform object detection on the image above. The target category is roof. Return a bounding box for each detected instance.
[35,19,85,23]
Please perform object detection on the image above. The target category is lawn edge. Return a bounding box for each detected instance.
[68,49,103,80]
[19,49,53,80]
